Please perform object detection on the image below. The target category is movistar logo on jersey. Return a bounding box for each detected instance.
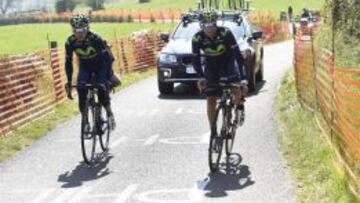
[220,29,231,37]
[193,35,202,43]
[75,47,97,57]
[204,44,226,56]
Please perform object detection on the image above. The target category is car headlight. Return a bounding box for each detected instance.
[159,54,177,64]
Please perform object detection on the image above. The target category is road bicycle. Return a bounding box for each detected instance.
[71,74,112,164]
[208,80,245,173]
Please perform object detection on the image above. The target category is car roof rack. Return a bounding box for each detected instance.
[181,9,244,25]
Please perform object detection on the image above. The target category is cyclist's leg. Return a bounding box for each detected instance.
[96,66,116,129]
[207,96,217,129]
[95,66,112,114]
[225,57,245,107]
[204,67,221,131]
[231,86,242,106]
[77,67,91,116]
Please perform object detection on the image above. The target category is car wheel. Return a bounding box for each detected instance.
[256,58,264,82]
[158,80,174,94]
[247,58,256,92]
[248,70,256,92]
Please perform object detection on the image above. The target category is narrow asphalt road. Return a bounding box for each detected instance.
[0,41,294,203]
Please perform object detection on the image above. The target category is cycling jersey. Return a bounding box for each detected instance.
[192,26,246,82]
[65,31,114,83]
[65,31,114,114]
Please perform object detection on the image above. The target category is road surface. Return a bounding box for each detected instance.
[0,41,294,203]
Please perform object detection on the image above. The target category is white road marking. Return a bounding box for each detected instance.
[144,134,159,146]
[189,183,204,202]
[122,109,134,116]
[56,139,75,143]
[148,109,159,116]
[201,132,210,144]
[68,187,91,203]
[159,137,206,145]
[133,139,146,142]
[186,109,204,115]
[52,188,80,203]
[30,189,55,203]
[114,184,139,203]
[110,137,127,148]
[175,107,184,114]
[4,188,36,194]
[135,187,203,203]
[137,110,147,117]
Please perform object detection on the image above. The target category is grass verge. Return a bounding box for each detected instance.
[0,22,176,55]
[0,68,156,163]
[105,0,324,13]
[275,70,359,202]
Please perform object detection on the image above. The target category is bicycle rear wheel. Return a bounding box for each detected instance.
[99,107,110,152]
[208,105,225,173]
[81,102,97,165]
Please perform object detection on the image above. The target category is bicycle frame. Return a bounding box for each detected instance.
[217,85,236,137]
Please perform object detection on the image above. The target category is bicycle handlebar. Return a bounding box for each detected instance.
[70,83,107,89]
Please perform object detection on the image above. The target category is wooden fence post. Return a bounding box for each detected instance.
[120,39,129,73]
[49,41,65,102]
[310,27,319,110]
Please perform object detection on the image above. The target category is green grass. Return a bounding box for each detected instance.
[106,0,198,10]
[0,23,176,55]
[105,0,325,13]
[275,70,359,202]
[315,24,360,68]
[0,68,156,162]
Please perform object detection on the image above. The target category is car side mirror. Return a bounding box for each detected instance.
[159,33,170,43]
[252,31,263,40]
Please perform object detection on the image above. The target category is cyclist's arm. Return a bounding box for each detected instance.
[94,36,114,66]
[225,30,247,80]
[192,33,204,77]
[65,39,74,84]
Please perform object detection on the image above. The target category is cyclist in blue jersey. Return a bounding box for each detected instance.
[65,14,118,129]
[192,10,248,132]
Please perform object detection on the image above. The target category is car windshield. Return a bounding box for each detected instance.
[172,21,246,40]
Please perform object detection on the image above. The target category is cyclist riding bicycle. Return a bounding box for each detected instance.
[192,10,248,132]
[65,14,118,129]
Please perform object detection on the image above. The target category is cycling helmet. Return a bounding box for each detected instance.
[70,14,89,29]
[199,10,218,24]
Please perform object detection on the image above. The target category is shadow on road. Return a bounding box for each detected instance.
[198,153,254,198]
[57,153,113,188]
[158,81,267,100]
[158,83,205,100]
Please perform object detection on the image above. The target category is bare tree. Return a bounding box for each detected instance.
[0,0,17,15]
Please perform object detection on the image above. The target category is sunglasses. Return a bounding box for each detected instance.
[202,23,216,29]
[73,27,88,34]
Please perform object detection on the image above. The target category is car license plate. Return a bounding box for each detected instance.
[186,65,197,74]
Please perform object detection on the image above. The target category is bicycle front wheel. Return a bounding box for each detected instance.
[208,105,225,173]
[81,102,97,165]
[99,107,110,152]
